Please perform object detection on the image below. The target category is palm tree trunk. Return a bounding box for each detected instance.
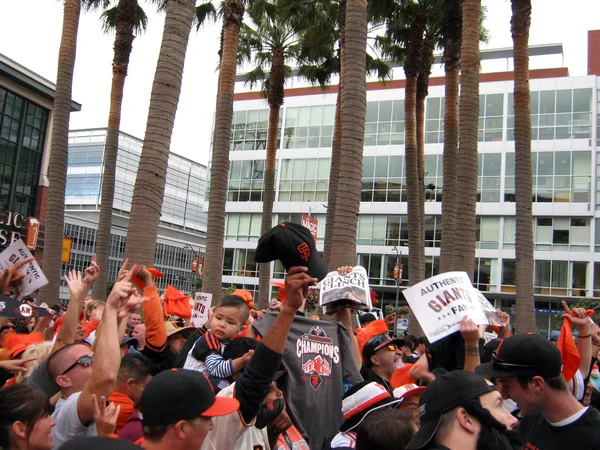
[454,0,480,281]
[203,0,245,305]
[38,0,81,306]
[440,0,462,274]
[328,0,367,269]
[123,0,195,265]
[512,0,535,333]
[257,49,285,310]
[93,0,137,300]
[323,0,345,268]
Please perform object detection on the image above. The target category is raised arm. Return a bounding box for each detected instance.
[562,302,593,378]
[460,316,481,373]
[136,267,166,353]
[78,267,137,423]
[333,265,362,371]
[52,257,99,354]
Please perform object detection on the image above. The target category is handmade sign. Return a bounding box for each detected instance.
[319,266,371,315]
[190,292,212,328]
[402,271,503,343]
[0,239,48,300]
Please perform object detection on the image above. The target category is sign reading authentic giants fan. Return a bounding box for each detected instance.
[0,239,48,300]
[190,292,212,328]
[301,214,318,244]
[403,271,503,343]
[297,325,340,390]
[319,266,371,315]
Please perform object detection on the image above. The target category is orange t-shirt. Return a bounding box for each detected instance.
[108,390,135,433]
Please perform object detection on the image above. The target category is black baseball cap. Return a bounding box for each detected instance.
[58,435,140,450]
[255,222,328,281]
[475,333,562,379]
[139,368,239,426]
[362,333,405,365]
[406,370,495,450]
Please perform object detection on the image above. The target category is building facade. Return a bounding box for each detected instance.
[0,53,80,250]
[61,129,208,300]
[211,31,600,335]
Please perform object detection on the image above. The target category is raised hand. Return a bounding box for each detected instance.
[106,265,138,310]
[92,394,120,437]
[284,267,318,313]
[64,270,90,301]
[83,254,100,287]
[459,316,480,344]
[336,265,353,276]
[117,294,149,320]
[562,301,592,329]
[116,258,130,282]
[0,257,34,294]
[0,357,36,374]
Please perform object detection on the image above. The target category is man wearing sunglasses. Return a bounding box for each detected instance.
[476,332,600,450]
[361,333,405,393]
[47,270,139,449]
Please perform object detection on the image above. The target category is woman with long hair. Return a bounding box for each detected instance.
[0,384,54,450]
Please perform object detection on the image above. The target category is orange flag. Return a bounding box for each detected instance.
[558,309,594,382]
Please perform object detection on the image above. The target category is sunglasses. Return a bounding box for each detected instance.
[491,353,535,370]
[61,355,95,375]
[386,344,398,352]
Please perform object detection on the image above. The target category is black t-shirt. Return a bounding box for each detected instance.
[519,407,600,450]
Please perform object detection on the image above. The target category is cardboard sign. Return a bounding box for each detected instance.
[190,292,212,328]
[402,271,501,343]
[0,239,48,300]
[319,266,371,315]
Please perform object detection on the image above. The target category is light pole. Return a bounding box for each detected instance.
[392,245,403,337]
[308,203,327,217]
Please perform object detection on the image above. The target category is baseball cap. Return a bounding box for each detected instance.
[406,370,495,450]
[57,435,140,450]
[120,336,138,348]
[139,368,239,426]
[339,381,401,432]
[255,222,328,281]
[475,333,562,379]
[362,333,405,365]
[393,383,426,402]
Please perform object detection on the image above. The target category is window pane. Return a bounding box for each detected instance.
[555,90,572,113]
[366,103,378,122]
[539,91,556,114]
[483,153,501,176]
[573,89,592,112]
[485,94,503,116]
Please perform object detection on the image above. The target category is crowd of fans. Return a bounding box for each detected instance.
[2,244,600,450]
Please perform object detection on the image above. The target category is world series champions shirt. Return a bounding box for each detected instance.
[253,313,363,450]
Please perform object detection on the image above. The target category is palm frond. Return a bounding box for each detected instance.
[194,2,218,30]
[100,5,118,32]
[83,0,111,12]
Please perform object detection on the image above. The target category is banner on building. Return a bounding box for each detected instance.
[61,238,72,264]
[197,258,204,275]
[25,217,40,250]
[393,262,403,281]
[402,271,504,343]
[192,257,198,273]
[190,292,212,327]
[301,215,318,244]
[0,239,48,300]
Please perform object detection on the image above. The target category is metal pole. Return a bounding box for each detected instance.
[393,246,400,337]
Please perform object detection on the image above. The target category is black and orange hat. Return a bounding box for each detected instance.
[57,435,140,450]
[255,222,328,281]
[139,368,239,426]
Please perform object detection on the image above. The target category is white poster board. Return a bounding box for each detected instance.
[402,271,502,343]
[0,239,48,299]
[190,292,212,328]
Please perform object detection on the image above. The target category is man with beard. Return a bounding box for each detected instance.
[361,334,405,393]
[476,332,600,450]
[406,370,519,450]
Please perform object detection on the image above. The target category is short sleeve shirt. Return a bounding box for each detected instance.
[51,392,97,449]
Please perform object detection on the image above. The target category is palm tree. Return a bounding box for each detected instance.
[123,0,197,265]
[453,0,480,281]
[328,0,368,269]
[38,0,82,306]
[439,0,461,273]
[511,0,534,333]
[238,0,336,308]
[202,0,246,303]
[90,0,147,300]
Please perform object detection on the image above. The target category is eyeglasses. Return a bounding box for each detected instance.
[491,353,535,370]
[61,355,95,375]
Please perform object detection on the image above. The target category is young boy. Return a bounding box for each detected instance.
[183,295,253,391]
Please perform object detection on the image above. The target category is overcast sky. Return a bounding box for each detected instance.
[1,0,598,165]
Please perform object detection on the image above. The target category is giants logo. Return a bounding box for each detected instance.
[297,242,311,261]
[297,326,340,390]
